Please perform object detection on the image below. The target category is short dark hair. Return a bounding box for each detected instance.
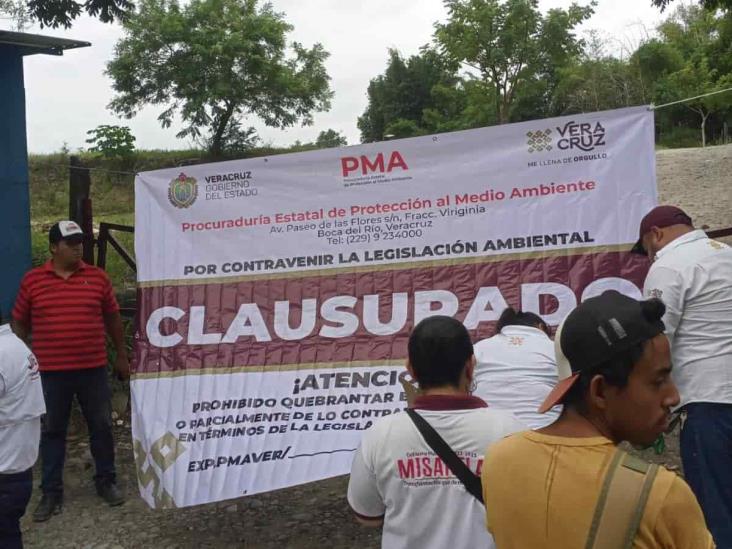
[408,316,473,390]
[495,307,548,335]
[562,341,645,411]
[561,297,666,410]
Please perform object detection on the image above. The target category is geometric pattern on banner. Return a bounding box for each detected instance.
[527,128,553,152]
[133,433,187,509]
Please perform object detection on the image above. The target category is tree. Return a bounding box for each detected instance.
[0,0,31,30]
[107,0,332,157]
[358,48,460,142]
[20,0,133,28]
[651,0,732,12]
[315,129,347,148]
[434,0,593,124]
[654,5,732,146]
[631,38,684,100]
[658,59,732,146]
[86,124,136,158]
[550,32,650,114]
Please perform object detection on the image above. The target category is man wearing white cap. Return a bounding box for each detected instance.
[12,221,129,522]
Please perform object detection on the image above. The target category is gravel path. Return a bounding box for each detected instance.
[21,144,731,548]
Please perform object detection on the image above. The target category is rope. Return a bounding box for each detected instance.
[649,87,732,110]
[52,164,138,177]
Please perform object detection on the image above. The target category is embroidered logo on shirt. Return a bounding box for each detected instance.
[27,353,40,380]
[648,288,663,299]
[509,336,525,346]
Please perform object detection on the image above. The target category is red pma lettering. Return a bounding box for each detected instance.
[341,151,409,177]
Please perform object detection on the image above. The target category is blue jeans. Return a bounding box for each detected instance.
[681,402,732,549]
[0,468,33,549]
[40,367,116,495]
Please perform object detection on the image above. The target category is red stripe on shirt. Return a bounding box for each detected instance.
[12,261,119,371]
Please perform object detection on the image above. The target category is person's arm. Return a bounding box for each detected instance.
[104,311,130,380]
[347,445,385,528]
[11,275,32,345]
[11,319,30,345]
[643,266,684,343]
[100,271,129,380]
[653,477,715,548]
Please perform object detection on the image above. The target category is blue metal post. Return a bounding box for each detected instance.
[0,45,32,320]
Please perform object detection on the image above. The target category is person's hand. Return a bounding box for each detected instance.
[114,354,131,381]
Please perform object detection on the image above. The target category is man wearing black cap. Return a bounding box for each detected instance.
[633,205,732,548]
[11,221,129,522]
[481,291,713,548]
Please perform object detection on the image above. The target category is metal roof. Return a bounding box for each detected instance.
[0,30,90,56]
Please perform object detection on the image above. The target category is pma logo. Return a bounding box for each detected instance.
[168,173,198,209]
[527,129,553,153]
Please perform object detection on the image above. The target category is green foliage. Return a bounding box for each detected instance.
[651,0,732,12]
[358,48,461,142]
[315,129,347,148]
[553,32,646,114]
[0,0,31,30]
[384,119,427,139]
[24,0,133,28]
[86,125,137,159]
[434,0,594,124]
[652,6,732,146]
[357,2,731,149]
[196,120,260,155]
[106,0,333,157]
[657,126,703,148]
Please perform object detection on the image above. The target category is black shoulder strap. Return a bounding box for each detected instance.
[405,408,484,503]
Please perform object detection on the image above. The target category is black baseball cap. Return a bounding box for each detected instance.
[538,290,666,413]
[49,220,85,244]
[630,205,693,255]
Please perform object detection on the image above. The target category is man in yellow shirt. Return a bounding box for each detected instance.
[482,291,713,549]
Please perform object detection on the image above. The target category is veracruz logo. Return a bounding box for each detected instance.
[527,120,607,154]
[556,120,606,152]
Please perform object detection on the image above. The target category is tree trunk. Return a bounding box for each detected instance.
[210,103,236,158]
[494,85,502,125]
[701,111,709,148]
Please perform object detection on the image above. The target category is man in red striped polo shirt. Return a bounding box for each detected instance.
[11,220,129,522]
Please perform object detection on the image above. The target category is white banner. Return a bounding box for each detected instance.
[132,106,656,508]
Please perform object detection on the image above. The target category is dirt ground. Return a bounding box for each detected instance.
[20,144,732,548]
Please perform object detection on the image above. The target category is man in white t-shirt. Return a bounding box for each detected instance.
[473,307,560,429]
[347,315,525,549]
[632,204,732,548]
[0,315,46,549]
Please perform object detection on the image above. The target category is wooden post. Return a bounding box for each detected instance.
[68,156,94,264]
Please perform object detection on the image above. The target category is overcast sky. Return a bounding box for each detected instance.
[9,0,667,153]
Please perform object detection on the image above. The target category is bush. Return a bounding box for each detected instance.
[86,125,137,159]
[657,126,701,149]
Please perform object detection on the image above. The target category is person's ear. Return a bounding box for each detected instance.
[651,226,664,245]
[466,355,476,382]
[588,374,609,411]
